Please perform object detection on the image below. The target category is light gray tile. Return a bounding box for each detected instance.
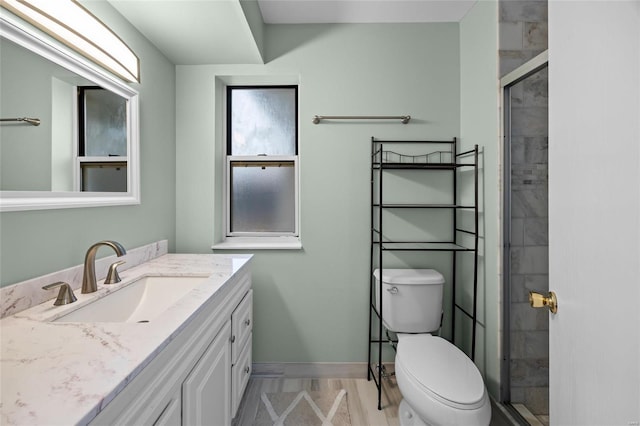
[523,68,548,107]
[524,136,548,165]
[511,247,524,274]
[511,330,549,359]
[511,246,548,274]
[510,387,526,404]
[529,246,548,273]
[510,302,549,331]
[512,165,537,188]
[511,106,548,137]
[508,274,527,303]
[510,136,525,164]
[511,218,525,246]
[509,81,525,106]
[521,246,548,274]
[510,191,525,218]
[526,275,549,292]
[510,274,549,302]
[499,49,540,77]
[524,217,548,245]
[524,22,548,50]
[500,1,548,23]
[500,21,524,50]
[512,189,548,218]
[510,358,549,387]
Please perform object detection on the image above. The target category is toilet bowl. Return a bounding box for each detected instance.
[374,268,491,426]
[395,334,491,426]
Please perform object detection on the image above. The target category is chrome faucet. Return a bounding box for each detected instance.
[82,240,127,294]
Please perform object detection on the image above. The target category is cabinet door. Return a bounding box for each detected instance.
[153,394,181,426]
[183,321,232,426]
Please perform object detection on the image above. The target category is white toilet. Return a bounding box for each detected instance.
[374,269,491,426]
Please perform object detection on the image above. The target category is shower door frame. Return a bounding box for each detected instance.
[500,50,548,417]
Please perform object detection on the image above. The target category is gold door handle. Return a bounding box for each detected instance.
[529,291,558,314]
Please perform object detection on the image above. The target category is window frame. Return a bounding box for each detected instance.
[223,85,300,241]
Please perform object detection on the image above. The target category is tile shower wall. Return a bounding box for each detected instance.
[500,0,549,417]
[500,0,547,76]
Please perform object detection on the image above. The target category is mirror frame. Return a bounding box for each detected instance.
[0,12,140,212]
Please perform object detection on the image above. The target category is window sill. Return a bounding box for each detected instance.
[211,237,302,251]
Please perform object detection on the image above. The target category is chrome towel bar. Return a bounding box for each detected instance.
[312,115,410,124]
[0,117,41,126]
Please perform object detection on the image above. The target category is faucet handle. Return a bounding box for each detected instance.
[105,260,126,284]
[42,282,77,306]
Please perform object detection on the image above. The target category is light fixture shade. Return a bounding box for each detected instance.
[0,0,140,83]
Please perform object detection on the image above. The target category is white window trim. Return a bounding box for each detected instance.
[213,82,302,251]
[212,236,302,250]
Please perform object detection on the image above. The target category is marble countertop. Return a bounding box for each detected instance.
[0,253,252,426]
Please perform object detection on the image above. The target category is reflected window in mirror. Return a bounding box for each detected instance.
[77,87,128,192]
[81,161,127,192]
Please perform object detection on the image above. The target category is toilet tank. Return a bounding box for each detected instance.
[373,268,444,333]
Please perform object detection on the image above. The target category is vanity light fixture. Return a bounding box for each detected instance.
[0,0,140,83]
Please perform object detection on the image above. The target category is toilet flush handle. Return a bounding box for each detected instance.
[387,286,399,295]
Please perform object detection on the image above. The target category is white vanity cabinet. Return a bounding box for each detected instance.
[90,270,251,426]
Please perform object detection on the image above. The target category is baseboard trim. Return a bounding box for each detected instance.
[252,362,371,379]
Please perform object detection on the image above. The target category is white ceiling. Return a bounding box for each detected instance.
[258,0,477,24]
[107,0,477,65]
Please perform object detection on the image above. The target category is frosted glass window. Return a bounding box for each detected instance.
[81,162,127,192]
[228,86,297,156]
[230,162,295,233]
[80,87,127,157]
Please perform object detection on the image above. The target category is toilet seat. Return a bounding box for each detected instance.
[396,334,486,410]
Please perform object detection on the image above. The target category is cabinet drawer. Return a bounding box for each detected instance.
[231,335,252,418]
[231,289,252,362]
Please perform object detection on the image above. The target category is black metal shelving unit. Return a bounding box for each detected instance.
[367,137,479,410]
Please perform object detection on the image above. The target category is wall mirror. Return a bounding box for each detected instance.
[0,13,140,212]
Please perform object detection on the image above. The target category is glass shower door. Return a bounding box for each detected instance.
[503,61,549,425]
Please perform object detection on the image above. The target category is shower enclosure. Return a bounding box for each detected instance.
[502,55,549,425]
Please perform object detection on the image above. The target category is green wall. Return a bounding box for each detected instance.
[460,1,500,397]
[176,23,461,363]
[0,2,177,286]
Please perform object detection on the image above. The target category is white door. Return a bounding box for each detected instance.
[548,1,640,424]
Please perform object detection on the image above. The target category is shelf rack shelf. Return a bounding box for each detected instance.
[367,137,479,410]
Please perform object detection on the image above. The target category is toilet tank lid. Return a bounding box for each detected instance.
[373,269,444,285]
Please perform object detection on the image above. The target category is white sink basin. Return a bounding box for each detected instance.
[54,276,208,323]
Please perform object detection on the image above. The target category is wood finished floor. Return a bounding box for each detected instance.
[233,377,518,426]
[233,377,403,426]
